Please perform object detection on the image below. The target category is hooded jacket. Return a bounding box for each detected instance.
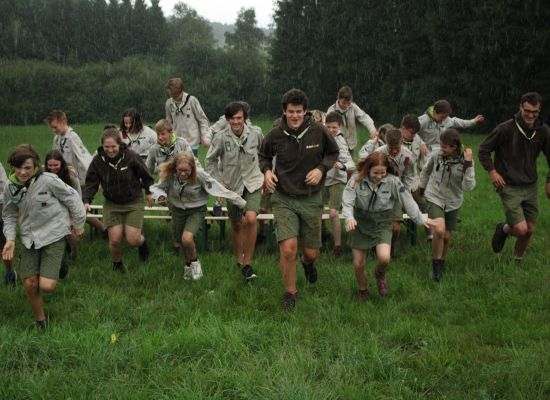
[259,113,339,196]
[82,144,153,205]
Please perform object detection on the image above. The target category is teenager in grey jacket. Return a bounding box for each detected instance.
[0,162,15,286]
[151,152,245,281]
[2,145,85,329]
[327,86,377,151]
[343,152,432,301]
[419,129,475,281]
[205,102,264,280]
[146,119,194,175]
[45,110,93,186]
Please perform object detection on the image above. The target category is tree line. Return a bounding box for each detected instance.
[0,0,548,127]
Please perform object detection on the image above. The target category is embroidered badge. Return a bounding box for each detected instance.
[224,141,232,152]
[399,186,406,193]
[306,144,320,149]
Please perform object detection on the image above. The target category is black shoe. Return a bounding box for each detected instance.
[283,292,297,311]
[59,259,69,280]
[112,261,127,273]
[491,222,508,253]
[4,271,17,286]
[242,265,257,280]
[301,259,318,283]
[36,320,48,330]
[138,240,149,261]
[432,259,444,282]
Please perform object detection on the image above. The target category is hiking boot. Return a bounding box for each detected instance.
[432,259,444,282]
[241,265,257,280]
[183,264,193,280]
[138,240,150,261]
[333,245,343,258]
[301,259,318,284]
[36,320,48,330]
[4,270,17,286]
[59,259,69,280]
[283,292,297,311]
[358,288,369,302]
[375,269,389,297]
[112,261,127,273]
[491,222,508,253]
[190,260,203,281]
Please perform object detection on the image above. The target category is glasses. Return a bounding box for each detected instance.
[521,107,540,116]
[176,168,192,175]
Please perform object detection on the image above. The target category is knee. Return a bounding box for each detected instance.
[433,224,446,238]
[125,234,142,247]
[40,280,57,293]
[301,248,318,264]
[353,260,365,270]
[181,232,195,246]
[378,255,390,267]
[444,231,452,242]
[513,224,529,237]
[329,209,338,219]
[392,222,401,235]
[109,235,123,247]
[244,213,257,226]
[24,276,39,293]
[280,244,297,262]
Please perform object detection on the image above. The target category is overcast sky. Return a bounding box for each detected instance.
[156,0,276,28]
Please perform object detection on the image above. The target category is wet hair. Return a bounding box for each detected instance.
[44,150,73,186]
[520,92,542,106]
[310,109,326,124]
[433,99,452,115]
[337,86,353,101]
[155,119,173,134]
[120,108,144,134]
[400,114,420,133]
[159,151,197,184]
[356,152,398,182]
[166,78,184,94]
[281,88,309,111]
[8,144,41,170]
[101,127,123,145]
[224,101,248,120]
[103,123,117,130]
[440,128,462,152]
[325,111,343,126]
[378,123,395,136]
[385,129,403,147]
[44,110,68,125]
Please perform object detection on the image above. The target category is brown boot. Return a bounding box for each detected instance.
[375,268,389,297]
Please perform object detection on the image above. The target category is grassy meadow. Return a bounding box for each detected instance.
[1,122,550,399]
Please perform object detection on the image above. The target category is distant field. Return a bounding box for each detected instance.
[1,124,550,399]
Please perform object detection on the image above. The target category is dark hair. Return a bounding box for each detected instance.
[8,144,41,169]
[325,111,342,125]
[385,129,402,147]
[224,101,249,120]
[433,100,452,114]
[400,114,420,133]
[281,88,309,111]
[440,128,462,151]
[356,152,398,182]
[120,108,143,134]
[337,86,353,101]
[101,127,123,145]
[44,110,67,125]
[520,92,542,106]
[44,150,73,186]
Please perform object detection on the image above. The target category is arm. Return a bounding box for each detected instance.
[2,190,18,261]
[199,170,246,208]
[204,134,223,181]
[341,177,358,231]
[393,180,425,226]
[190,97,211,144]
[337,137,355,170]
[449,116,482,130]
[478,126,506,188]
[165,100,173,124]
[132,155,154,205]
[353,104,376,136]
[50,176,86,230]
[69,134,92,170]
[306,130,339,185]
[146,147,156,175]
[418,152,435,190]
[81,159,100,204]
[150,180,170,203]
[461,148,476,192]
[402,157,416,190]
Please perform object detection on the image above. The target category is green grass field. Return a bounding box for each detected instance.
[1,123,550,399]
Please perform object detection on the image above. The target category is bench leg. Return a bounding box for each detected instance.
[406,220,417,246]
[199,220,209,252]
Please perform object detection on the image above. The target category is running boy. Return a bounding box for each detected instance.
[146,119,194,175]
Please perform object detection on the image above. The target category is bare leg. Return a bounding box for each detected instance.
[352,249,367,290]
[24,276,45,321]
[231,218,244,264]
[181,231,197,263]
[241,211,258,266]
[279,238,298,294]
[431,218,446,259]
[108,224,124,262]
[330,208,341,247]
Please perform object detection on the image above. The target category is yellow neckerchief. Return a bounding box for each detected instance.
[514,120,536,141]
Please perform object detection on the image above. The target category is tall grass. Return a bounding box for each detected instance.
[1,123,550,399]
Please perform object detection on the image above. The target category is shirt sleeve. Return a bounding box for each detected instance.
[82,158,100,204]
[199,169,246,208]
[341,177,358,222]
[353,104,376,134]
[50,176,86,229]
[204,134,223,182]
[477,126,502,173]
[419,152,435,190]
[190,97,210,141]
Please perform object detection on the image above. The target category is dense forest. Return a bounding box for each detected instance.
[0,0,548,127]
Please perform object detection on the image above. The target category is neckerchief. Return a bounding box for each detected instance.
[171,94,191,115]
[283,126,310,143]
[514,119,536,141]
[159,134,178,157]
[362,179,383,210]
[57,136,68,153]
[7,169,40,204]
[101,153,125,170]
[229,129,248,154]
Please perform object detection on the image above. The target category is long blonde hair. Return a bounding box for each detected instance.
[159,152,198,184]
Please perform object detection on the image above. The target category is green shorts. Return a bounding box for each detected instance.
[392,201,404,222]
[20,239,66,280]
[260,191,272,211]
[498,183,538,226]
[103,197,144,229]
[171,205,206,239]
[427,202,459,231]
[322,183,345,210]
[348,209,393,250]
[272,190,323,248]
[227,189,261,220]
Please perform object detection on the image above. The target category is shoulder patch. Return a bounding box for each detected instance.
[399,186,406,193]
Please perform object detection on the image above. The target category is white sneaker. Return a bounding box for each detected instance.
[191,260,203,281]
[183,265,192,280]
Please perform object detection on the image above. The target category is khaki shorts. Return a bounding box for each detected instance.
[322,183,345,210]
[427,202,459,231]
[103,197,144,229]
[498,183,538,226]
[227,189,261,220]
[260,191,272,211]
[20,239,66,280]
[272,191,323,248]
[171,205,206,239]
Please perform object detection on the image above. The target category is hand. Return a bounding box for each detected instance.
[474,114,485,124]
[423,218,437,229]
[370,130,378,140]
[489,169,506,189]
[145,194,154,207]
[304,168,323,185]
[157,196,167,206]
[84,203,92,212]
[463,148,473,161]
[264,170,278,193]
[335,162,343,169]
[72,227,85,239]
[420,144,428,157]
[345,219,357,232]
[546,182,550,199]
[2,240,15,261]
[202,138,211,148]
